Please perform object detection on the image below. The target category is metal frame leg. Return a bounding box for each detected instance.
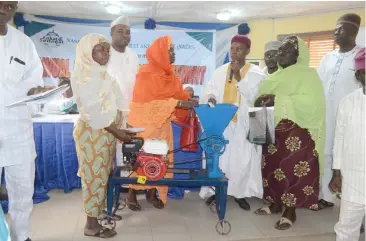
[214,185,221,214]
[114,184,121,212]
[217,185,227,221]
[214,183,231,235]
[107,179,114,217]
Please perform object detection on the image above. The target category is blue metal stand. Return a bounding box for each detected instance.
[106,168,228,222]
[104,104,238,235]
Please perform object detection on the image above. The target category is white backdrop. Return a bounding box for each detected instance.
[20,17,216,96]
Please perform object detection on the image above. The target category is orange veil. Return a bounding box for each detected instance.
[128,36,190,204]
[132,36,190,103]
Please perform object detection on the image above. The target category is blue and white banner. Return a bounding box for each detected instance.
[21,20,216,96]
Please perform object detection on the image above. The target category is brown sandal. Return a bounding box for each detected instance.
[255,204,283,215]
[255,206,273,215]
[126,198,142,211]
[275,217,294,230]
[312,199,334,211]
[84,227,117,239]
[147,198,165,209]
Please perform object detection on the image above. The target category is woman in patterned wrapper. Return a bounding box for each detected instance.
[71,33,135,238]
[253,36,326,230]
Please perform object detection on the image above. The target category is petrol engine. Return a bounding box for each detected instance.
[122,138,169,181]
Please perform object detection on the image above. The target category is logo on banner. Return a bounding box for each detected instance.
[40,30,64,47]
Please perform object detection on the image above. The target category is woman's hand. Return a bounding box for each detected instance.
[27,86,56,96]
[254,94,275,107]
[177,100,199,109]
[264,94,275,107]
[114,129,136,142]
[105,123,136,142]
[208,97,217,106]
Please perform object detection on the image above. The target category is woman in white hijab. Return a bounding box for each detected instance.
[71,33,135,238]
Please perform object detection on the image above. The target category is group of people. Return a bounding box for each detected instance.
[0,1,364,240]
[199,12,364,241]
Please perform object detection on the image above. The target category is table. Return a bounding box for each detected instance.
[1,114,202,212]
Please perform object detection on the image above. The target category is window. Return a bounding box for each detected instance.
[278,31,337,68]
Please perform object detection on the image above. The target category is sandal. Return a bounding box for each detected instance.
[84,227,117,239]
[275,217,294,230]
[255,206,273,215]
[255,204,283,215]
[312,199,334,211]
[126,198,142,211]
[147,198,165,209]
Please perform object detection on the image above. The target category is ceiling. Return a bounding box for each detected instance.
[18,1,365,23]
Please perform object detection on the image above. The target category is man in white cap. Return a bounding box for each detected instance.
[200,34,265,211]
[263,40,282,77]
[107,16,140,193]
[317,13,363,211]
[108,15,139,127]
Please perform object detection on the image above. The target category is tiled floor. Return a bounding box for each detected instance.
[10,190,365,241]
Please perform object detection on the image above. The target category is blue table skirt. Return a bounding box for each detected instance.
[1,122,202,212]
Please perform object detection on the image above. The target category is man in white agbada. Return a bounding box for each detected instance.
[107,16,139,188]
[317,13,363,210]
[199,34,265,211]
[263,41,282,77]
[329,47,365,241]
[0,2,51,240]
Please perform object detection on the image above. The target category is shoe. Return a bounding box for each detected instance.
[234,198,250,211]
[205,195,216,206]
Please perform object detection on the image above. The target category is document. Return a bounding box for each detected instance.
[7,85,70,108]
[247,106,275,144]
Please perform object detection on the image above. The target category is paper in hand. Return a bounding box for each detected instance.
[247,107,275,145]
[7,85,70,108]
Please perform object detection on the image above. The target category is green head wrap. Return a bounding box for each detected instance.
[258,36,326,175]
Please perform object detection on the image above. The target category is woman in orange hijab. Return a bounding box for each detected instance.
[127,36,198,210]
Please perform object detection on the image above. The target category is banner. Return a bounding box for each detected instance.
[22,21,216,96]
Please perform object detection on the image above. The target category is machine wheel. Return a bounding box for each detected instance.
[215,220,231,235]
[100,217,116,230]
[209,201,217,214]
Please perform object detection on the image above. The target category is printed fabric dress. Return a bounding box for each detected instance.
[70,34,125,217]
[262,120,320,210]
[257,36,326,210]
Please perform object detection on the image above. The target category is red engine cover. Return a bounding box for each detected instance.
[134,153,167,181]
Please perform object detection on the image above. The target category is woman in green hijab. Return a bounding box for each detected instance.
[254,36,326,230]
